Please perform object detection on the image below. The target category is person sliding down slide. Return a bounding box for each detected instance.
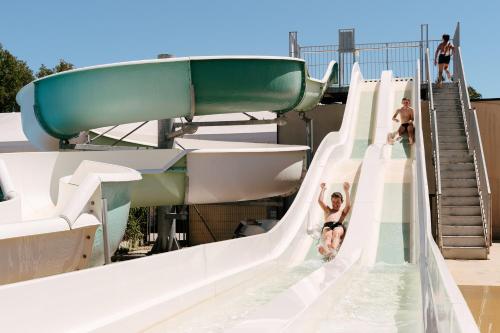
[387,97,415,145]
[317,181,351,260]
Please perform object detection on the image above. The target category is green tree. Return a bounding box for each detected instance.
[35,64,54,78]
[54,59,74,73]
[0,44,34,112]
[468,86,482,100]
[36,59,75,78]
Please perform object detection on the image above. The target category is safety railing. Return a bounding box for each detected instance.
[454,46,492,248]
[415,59,479,333]
[425,48,443,249]
[297,39,443,85]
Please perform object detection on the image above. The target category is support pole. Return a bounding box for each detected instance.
[151,53,176,254]
[299,112,313,167]
[288,31,299,58]
[101,198,111,264]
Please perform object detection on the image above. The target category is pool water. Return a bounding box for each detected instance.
[145,256,324,333]
[316,263,423,333]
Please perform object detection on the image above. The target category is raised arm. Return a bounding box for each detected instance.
[392,108,401,122]
[342,182,351,216]
[318,183,329,213]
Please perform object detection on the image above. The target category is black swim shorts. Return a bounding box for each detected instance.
[400,123,410,132]
[323,221,345,232]
[438,54,451,65]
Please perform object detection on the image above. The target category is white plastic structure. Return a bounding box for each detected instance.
[228,68,478,333]
[0,157,141,284]
[0,113,38,152]
[0,65,478,332]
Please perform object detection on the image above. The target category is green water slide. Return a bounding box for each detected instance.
[26,56,337,140]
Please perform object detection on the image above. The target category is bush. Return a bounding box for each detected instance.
[124,207,148,248]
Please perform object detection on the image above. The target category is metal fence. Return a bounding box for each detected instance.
[294,32,452,85]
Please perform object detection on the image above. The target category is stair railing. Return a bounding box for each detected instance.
[425,48,443,249]
[455,46,492,249]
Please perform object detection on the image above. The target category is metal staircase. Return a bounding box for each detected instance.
[426,47,492,260]
[432,82,487,259]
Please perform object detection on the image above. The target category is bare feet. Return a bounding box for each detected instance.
[387,133,395,145]
[318,245,328,255]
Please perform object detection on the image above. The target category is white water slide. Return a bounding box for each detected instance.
[0,64,478,332]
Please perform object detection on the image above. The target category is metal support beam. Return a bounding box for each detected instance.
[152,53,177,254]
[172,118,287,128]
[288,31,299,58]
[192,205,217,242]
[59,143,148,151]
[299,111,313,166]
[101,198,111,264]
[111,121,149,146]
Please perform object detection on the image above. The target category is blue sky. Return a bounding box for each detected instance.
[1,0,498,97]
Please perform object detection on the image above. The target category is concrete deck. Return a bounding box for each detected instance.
[445,243,500,286]
[446,242,500,332]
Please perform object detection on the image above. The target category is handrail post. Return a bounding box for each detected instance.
[426,47,443,248]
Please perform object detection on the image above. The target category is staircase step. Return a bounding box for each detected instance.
[441,205,481,215]
[439,150,470,158]
[436,116,464,123]
[442,236,485,247]
[439,162,474,171]
[441,170,476,179]
[442,225,484,236]
[440,155,474,163]
[436,109,462,114]
[441,215,482,225]
[432,87,460,93]
[441,195,480,206]
[439,142,468,150]
[436,110,463,117]
[432,86,459,92]
[442,246,488,259]
[437,123,464,130]
[439,136,467,143]
[438,129,466,137]
[434,99,460,103]
[442,187,478,197]
[435,104,461,108]
[441,157,474,164]
[434,98,462,105]
[433,91,459,96]
[441,178,477,188]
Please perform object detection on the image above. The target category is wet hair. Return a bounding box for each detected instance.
[331,192,343,202]
[442,34,450,42]
[402,97,410,102]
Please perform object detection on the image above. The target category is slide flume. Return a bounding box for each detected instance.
[16,56,338,151]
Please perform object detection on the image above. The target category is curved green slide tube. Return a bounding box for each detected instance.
[31,57,337,139]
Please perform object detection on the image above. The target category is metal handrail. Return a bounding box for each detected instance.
[425,48,443,247]
[454,45,492,248]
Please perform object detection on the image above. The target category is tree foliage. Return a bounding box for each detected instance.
[0,44,34,112]
[124,207,148,248]
[468,86,482,100]
[36,59,75,78]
